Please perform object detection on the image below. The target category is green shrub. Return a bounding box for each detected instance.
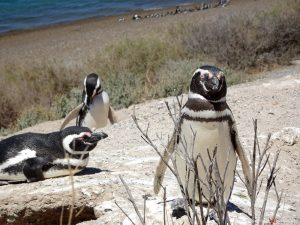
[153,59,200,98]
[13,88,82,131]
[16,106,51,130]
[104,73,145,109]
[50,89,82,118]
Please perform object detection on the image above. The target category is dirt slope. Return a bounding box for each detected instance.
[0,63,299,225]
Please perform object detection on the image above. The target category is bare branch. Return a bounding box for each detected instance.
[258,152,280,225]
[132,114,177,177]
[165,101,177,125]
[161,185,167,225]
[194,158,207,224]
[270,182,283,225]
[75,205,85,218]
[115,201,137,225]
[169,152,193,224]
[60,204,65,225]
[256,178,264,197]
[119,175,145,225]
[258,154,270,178]
[236,171,247,187]
[251,119,258,225]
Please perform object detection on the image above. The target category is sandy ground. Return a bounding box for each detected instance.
[0,62,299,225]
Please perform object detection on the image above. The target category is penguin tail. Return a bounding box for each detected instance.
[108,106,118,124]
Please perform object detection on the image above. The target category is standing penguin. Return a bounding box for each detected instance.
[0,126,107,182]
[154,65,252,204]
[60,73,117,130]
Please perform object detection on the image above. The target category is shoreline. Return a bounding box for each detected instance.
[0,0,267,67]
[0,2,214,66]
[0,2,211,37]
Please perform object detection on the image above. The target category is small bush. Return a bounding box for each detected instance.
[13,88,82,131]
[16,106,51,130]
[0,96,19,129]
[0,61,82,130]
[104,73,145,109]
[93,37,182,83]
[50,89,82,118]
[153,59,200,98]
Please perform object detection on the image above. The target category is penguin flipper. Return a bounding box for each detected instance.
[153,130,176,194]
[23,157,52,182]
[60,103,84,130]
[108,106,118,124]
[230,121,252,195]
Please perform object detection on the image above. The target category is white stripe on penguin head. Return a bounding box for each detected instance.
[62,132,91,155]
[83,76,88,105]
[93,76,101,97]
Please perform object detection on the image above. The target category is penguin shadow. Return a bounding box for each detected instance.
[0,180,25,186]
[170,199,251,220]
[227,201,251,218]
[0,168,112,186]
[75,167,112,176]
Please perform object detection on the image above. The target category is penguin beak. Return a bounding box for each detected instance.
[211,76,220,91]
[86,131,108,144]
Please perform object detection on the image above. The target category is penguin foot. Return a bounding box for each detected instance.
[171,198,187,219]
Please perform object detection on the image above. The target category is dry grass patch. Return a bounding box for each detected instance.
[175,0,300,71]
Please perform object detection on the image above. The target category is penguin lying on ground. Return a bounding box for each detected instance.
[60,73,117,131]
[154,65,252,204]
[0,126,107,182]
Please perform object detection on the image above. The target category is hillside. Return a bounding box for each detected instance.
[0,63,299,225]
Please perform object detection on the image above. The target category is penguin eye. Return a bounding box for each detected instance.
[79,132,92,140]
[82,135,90,140]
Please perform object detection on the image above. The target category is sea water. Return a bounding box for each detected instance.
[0,0,204,34]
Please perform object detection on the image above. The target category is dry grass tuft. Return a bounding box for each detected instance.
[176,0,300,71]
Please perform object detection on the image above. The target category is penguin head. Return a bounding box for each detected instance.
[189,65,227,102]
[61,126,108,155]
[83,73,102,106]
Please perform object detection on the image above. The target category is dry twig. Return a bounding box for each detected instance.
[119,175,145,225]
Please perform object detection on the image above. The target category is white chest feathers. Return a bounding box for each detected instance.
[82,91,110,130]
[175,120,237,203]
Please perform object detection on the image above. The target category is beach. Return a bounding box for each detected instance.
[0,0,270,68]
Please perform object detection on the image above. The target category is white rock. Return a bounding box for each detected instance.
[270,127,300,146]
